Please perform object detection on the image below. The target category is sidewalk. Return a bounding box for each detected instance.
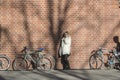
[0,69,120,80]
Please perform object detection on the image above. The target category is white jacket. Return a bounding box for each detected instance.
[59,36,71,56]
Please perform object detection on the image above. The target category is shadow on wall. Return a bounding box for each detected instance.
[1,0,119,70]
[20,0,33,49]
[101,21,120,47]
[0,0,34,52]
[0,25,17,52]
[47,0,73,69]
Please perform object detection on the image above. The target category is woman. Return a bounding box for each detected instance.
[59,31,71,70]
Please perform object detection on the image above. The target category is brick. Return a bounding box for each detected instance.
[0,0,120,69]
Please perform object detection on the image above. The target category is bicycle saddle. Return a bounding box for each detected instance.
[38,48,44,52]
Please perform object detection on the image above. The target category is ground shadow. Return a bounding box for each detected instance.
[0,76,6,80]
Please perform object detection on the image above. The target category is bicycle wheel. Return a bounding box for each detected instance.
[106,54,116,70]
[43,53,55,69]
[89,54,98,69]
[37,57,52,71]
[0,55,11,70]
[96,55,103,69]
[12,57,28,71]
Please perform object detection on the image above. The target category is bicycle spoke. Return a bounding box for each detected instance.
[37,57,52,71]
[0,56,10,70]
[89,54,97,69]
[13,57,28,71]
[96,56,103,69]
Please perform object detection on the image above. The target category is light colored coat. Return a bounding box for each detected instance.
[59,36,71,56]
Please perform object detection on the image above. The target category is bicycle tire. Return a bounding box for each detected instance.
[106,54,116,70]
[12,57,28,71]
[37,57,52,71]
[89,54,98,69]
[43,53,55,69]
[0,55,11,70]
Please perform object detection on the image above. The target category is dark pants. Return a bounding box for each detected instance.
[61,54,70,70]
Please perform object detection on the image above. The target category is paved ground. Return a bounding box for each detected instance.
[0,69,120,80]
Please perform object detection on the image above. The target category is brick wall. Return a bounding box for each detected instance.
[0,0,120,69]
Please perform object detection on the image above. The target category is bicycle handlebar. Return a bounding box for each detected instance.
[97,47,113,54]
[21,46,45,54]
[98,47,117,54]
[98,47,108,51]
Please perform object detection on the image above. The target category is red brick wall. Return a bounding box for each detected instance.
[0,0,120,69]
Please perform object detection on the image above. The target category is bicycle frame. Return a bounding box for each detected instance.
[23,50,45,65]
[95,48,107,62]
[112,48,120,62]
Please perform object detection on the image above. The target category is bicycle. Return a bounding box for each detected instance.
[89,47,113,69]
[108,47,120,70]
[0,54,11,70]
[12,47,52,71]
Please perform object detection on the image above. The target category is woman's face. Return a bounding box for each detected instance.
[64,32,69,37]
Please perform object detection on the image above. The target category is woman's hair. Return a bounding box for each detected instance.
[63,31,69,37]
[64,31,69,34]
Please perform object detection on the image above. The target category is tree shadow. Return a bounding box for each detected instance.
[20,0,33,49]
[1,0,34,53]
[101,21,120,47]
[31,71,66,80]
[58,70,91,80]
[1,0,119,71]
[0,25,17,53]
[47,0,72,69]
